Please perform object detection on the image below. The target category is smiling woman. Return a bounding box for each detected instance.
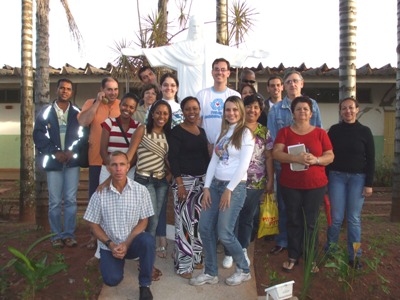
[125,100,172,238]
[167,96,210,279]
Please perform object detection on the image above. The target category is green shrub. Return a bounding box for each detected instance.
[373,156,393,187]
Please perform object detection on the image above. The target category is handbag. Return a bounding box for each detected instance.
[257,193,279,238]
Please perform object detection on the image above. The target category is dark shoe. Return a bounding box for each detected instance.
[270,245,286,255]
[63,238,77,248]
[348,260,363,270]
[51,239,64,249]
[139,286,153,300]
[282,258,299,273]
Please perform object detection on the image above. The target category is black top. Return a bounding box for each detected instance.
[327,120,375,186]
[168,125,210,177]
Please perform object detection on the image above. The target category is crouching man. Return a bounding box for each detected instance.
[84,151,155,300]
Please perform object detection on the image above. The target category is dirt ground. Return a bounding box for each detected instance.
[254,187,400,300]
[1,182,399,299]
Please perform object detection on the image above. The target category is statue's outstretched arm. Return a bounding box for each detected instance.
[121,47,144,57]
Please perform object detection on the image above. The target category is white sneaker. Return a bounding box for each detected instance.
[189,273,219,286]
[222,255,233,268]
[243,248,250,267]
[225,268,251,286]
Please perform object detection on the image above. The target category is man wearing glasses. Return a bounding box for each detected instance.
[239,69,256,91]
[197,58,241,153]
[267,70,322,255]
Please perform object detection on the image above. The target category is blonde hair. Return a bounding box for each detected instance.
[216,96,250,150]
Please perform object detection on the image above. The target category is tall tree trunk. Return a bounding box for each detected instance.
[158,0,168,46]
[391,0,400,222]
[216,0,228,45]
[339,0,357,100]
[20,0,36,223]
[35,0,51,229]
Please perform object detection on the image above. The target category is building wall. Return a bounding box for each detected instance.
[0,77,395,168]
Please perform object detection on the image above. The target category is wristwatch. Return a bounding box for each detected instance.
[105,239,112,249]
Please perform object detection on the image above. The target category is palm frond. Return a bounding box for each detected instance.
[60,0,83,50]
[228,0,258,47]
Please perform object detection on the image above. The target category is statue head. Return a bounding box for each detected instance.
[187,15,203,41]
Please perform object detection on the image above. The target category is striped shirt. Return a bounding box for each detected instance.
[83,178,154,251]
[101,117,140,155]
[136,128,168,173]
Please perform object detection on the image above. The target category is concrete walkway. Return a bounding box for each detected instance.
[98,225,261,300]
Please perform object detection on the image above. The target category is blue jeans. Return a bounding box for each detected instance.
[100,232,155,287]
[327,171,366,259]
[274,162,288,248]
[47,166,80,240]
[155,192,168,237]
[199,179,248,276]
[134,173,169,237]
[237,189,264,249]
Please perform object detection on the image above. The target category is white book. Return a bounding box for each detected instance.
[287,143,308,171]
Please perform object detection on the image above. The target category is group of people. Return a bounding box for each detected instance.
[33,56,375,300]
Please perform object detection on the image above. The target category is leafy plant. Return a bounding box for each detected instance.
[81,274,103,300]
[363,256,391,295]
[324,244,352,289]
[7,233,67,298]
[260,254,286,289]
[373,156,393,187]
[300,210,325,299]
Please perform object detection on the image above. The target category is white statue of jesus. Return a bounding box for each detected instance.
[122,15,268,100]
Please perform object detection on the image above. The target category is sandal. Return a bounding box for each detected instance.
[282,258,299,273]
[138,266,162,281]
[152,267,162,281]
[178,272,192,279]
[311,262,319,273]
[156,246,167,258]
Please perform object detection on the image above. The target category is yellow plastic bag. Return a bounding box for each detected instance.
[257,193,279,238]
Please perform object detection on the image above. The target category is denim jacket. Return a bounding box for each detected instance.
[267,96,323,141]
[33,101,82,171]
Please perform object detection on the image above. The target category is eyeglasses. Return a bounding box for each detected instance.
[284,79,302,85]
[243,80,256,84]
[213,68,228,73]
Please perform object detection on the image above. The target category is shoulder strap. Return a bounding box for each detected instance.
[115,117,130,146]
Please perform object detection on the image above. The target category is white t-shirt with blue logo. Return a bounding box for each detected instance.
[196,87,240,144]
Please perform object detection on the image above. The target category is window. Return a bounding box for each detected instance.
[302,88,371,103]
[0,89,20,103]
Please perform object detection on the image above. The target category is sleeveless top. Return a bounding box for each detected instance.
[136,127,168,173]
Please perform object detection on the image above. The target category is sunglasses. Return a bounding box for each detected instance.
[243,80,256,84]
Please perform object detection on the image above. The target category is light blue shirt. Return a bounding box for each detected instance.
[267,96,323,142]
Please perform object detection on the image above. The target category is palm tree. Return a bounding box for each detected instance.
[227,0,258,89]
[20,0,35,223]
[338,0,357,100]
[228,0,257,48]
[216,0,228,45]
[390,0,400,222]
[158,0,169,46]
[35,0,82,227]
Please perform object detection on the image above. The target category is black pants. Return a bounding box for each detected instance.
[281,186,325,260]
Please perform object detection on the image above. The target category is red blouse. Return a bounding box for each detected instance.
[275,126,332,189]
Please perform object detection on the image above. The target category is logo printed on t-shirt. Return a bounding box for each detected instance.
[205,98,224,119]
